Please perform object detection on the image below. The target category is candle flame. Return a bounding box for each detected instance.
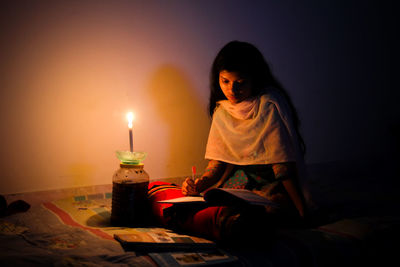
[126,112,135,129]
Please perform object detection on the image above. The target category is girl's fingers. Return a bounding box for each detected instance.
[182,177,197,195]
[185,177,195,186]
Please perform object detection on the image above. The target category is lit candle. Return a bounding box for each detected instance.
[126,112,135,152]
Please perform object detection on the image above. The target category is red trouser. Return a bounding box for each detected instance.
[148,181,276,242]
[148,181,233,240]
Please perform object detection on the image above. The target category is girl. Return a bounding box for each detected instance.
[149,41,309,243]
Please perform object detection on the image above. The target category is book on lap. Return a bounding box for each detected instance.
[158,188,278,207]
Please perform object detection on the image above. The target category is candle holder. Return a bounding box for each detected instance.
[111,150,150,227]
[115,150,147,165]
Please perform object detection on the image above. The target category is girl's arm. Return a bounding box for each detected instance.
[182,160,226,195]
[195,160,227,192]
[272,162,307,218]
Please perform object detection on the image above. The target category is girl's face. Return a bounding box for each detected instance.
[219,70,253,104]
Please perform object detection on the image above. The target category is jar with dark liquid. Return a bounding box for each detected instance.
[110,163,150,227]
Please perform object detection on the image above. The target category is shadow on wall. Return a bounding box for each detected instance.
[148,65,210,177]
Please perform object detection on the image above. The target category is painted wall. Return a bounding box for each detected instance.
[0,0,397,194]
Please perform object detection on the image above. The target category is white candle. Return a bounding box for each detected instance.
[126,112,135,152]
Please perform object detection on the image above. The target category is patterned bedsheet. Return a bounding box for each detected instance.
[1,160,399,266]
[0,189,157,266]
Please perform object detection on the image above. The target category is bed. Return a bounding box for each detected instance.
[1,160,399,266]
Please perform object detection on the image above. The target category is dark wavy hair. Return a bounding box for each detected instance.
[209,41,306,155]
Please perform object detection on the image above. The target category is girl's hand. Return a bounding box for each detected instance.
[181,177,199,196]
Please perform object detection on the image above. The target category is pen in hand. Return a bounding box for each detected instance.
[182,166,197,196]
[191,165,196,181]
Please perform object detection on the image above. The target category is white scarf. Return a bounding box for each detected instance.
[205,88,303,166]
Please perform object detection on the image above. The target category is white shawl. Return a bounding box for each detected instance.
[205,87,303,166]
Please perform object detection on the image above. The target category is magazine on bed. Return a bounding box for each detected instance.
[114,230,216,252]
[157,188,278,207]
[149,249,238,267]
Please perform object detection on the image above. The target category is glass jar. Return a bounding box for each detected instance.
[110,163,150,227]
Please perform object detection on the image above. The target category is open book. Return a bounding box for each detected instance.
[158,188,277,207]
